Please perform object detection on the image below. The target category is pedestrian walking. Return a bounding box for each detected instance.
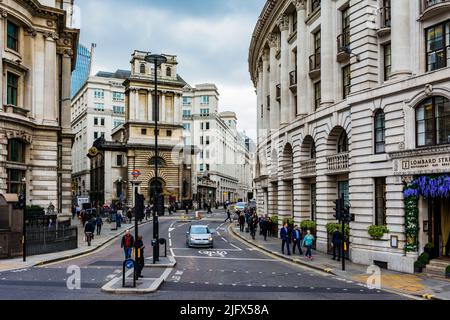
[332,228,343,261]
[95,215,103,236]
[280,223,291,255]
[239,212,245,232]
[134,235,145,278]
[303,230,315,260]
[127,208,133,224]
[292,225,303,255]
[121,230,135,260]
[261,217,268,241]
[72,204,76,220]
[224,209,232,223]
[249,216,257,240]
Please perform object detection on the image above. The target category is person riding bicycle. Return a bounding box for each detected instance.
[84,219,95,243]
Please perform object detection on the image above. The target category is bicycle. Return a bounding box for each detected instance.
[85,232,94,246]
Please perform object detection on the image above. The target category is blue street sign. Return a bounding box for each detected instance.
[125,259,135,269]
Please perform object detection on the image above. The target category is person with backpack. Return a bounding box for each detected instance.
[95,215,103,235]
[292,225,303,255]
[121,230,135,260]
[303,229,315,260]
[280,223,291,255]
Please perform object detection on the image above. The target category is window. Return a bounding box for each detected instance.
[7,169,25,194]
[200,136,204,145]
[183,110,191,117]
[338,181,350,206]
[101,118,105,126]
[7,73,19,106]
[94,89,104,99]
[201,96,210,105]
[314,82,321,109]
[183,97,191,105]
[383,43,392,81]
[7,21,19,51]
[206,122,210,130]
[140,63,146,74]
[166,67,172,77]
[94,132,99,139]
[113,105,125,114]
[426,20,450,72]
[342,65,351,99]
[374,110,386,154]
[183,123,191,131]
[200,164,204,171]
[341,7,350,48]
[375,178,387,226]
[8,139,25,163]
[338,131,349,153]
[206,164,210,171]
[94,103,104,111]
[200,109,210,116]
[94,118,98,126]
[117,155,123,167]
[200,122,204,130]
[167,130,172,137]
[113,119,125,128]
[416,96,450,147]
[141,129,147,135]
[113,92,125,102]
[101,132,105,139]
[149,157,166,167]
[311,142,316,159]
[206,150,210,159]
[206,136,210,145]
[267,95,271,111]
[314,31,321,54]
[311,183,317,221]
[381,0,391,28]
[311,0,321,12]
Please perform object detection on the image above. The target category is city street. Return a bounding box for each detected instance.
[0,210,408,300]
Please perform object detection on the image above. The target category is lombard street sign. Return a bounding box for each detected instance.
[393,154,450,175]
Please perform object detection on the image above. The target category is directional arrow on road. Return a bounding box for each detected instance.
[168,228,175,232]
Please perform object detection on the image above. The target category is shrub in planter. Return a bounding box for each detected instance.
[418,252,430,266]
[326,223,350,239]
[367,225,389,240]
[414,260,424,273]
[283,217,295,227]
[300,220,316,232]
[446,265,450,279]
[424,242,434,255]
[270,215,278,226]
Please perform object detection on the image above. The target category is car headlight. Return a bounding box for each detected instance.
[190,237,195,241]
[208,237,213,242]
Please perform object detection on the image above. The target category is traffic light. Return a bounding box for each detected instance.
[18,193,26,210]
[333,198,344,221]
[155,194,165,216]
[135,193,145,221]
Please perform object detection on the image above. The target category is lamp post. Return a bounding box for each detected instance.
[21,177,27,262]
[145,53,167,262]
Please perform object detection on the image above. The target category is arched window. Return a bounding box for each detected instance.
[310,141,316,159]
[148,156,166,167]
[374,110,385,154]
[337,131,348,153]
[416,96,450,147]
[166,67,172,77]
[140,63,146,74]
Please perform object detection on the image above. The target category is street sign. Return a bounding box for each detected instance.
[125,259,135,269]
[131,170,141,178]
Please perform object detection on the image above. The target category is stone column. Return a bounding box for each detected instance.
[262,50,270,134]
[268,182,278,217]
[256,63,263,141]
[24,28,37,115]
[61,52,72,132]
[278,14,290,126]
[320,0,335,107]
[43,32,58,124]
[391,0,411,79]
[295,0,308,115]
[161,93,166,122]
[268,33,279,132]
[134,90,140,121]
[129,89,135,120]
[174,93,182,124]
[147,90,153,121]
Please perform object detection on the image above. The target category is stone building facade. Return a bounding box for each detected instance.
[0,0,79,220]
[250,0,450,273]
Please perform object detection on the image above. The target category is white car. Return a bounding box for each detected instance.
[186,225,214,248]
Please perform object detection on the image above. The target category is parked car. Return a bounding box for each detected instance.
[186,225,214,248]
[234,202,248,213]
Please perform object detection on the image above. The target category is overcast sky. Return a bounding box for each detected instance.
[75,0,265,140]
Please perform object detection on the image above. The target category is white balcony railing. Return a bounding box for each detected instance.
[326,152,349,173]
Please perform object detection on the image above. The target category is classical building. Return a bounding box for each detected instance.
[182,84,254,205]
[250,0,450,274]
[88,50,191,207]
[0,0,79,220]
[71,70,128,201]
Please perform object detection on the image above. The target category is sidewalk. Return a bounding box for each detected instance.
[229,225,450,300]
[0,218,150,273]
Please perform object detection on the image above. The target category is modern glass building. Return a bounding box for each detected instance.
[71,44,92,98]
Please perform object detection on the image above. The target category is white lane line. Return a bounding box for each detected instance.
[170,248,175,257]
[221,237,228,243]
[171,248,242,252]
[169,239,172,247]
[229,243,243,251]
[174,255,278,261]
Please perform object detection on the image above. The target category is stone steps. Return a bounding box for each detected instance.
[423,259,450,279]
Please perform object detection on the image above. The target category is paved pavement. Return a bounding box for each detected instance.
[0,209,411,300]
[230,222,450,300]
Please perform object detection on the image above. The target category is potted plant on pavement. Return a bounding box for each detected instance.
[424,242,434,256]
[414,260,424,273]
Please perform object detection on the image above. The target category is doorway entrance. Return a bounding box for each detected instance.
[428,197,450,259]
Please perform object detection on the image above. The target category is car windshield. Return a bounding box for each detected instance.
[190,227,209,234]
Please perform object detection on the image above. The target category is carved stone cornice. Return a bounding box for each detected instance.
[294,0,307,11]
[43,31,59,41]
[0,8,8,18]
[26,27,37,37]
[277,14,290,32]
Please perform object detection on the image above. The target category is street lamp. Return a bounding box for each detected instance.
[145,53,167,263]
[21,177,27,262]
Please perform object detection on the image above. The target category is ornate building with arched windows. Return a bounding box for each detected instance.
[0,0,78,221]
[250,0,450,274]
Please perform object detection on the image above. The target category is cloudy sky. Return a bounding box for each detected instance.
[75,0,266,140]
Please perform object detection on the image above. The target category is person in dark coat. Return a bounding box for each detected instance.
[249,216,258,240]
[134,235,145,278]
[292,225,303,255]
[224,209,232,223]
[332,229,343,261]
[238,212,245,232]
[261,217,268,241]
[127,209,133,224]
[95,215,103,235]
[280,223,291,255]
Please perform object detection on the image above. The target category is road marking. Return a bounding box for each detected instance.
[198,250,228,258]
[221,237,228,243]
[169,239,172,247]
[168,228,175,233]
[205,282,209,285]
[190,281,195,284]
[232,284,237,286]
[175,270,183,276]
[170,248,175,257]
[262,284,266,287]
[247,284,252,287]
[218,283,223,286]
[229,243,243,251]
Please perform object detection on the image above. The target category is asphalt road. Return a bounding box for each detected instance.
[0,210,409,300]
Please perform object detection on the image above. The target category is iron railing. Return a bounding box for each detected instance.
[380,6,391,28]
[26,226,78,256]
[289,70,297,86]
[276,84,281,100]
[423,0,449,11]
[337,32,351,53]
[309,52,321,72]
